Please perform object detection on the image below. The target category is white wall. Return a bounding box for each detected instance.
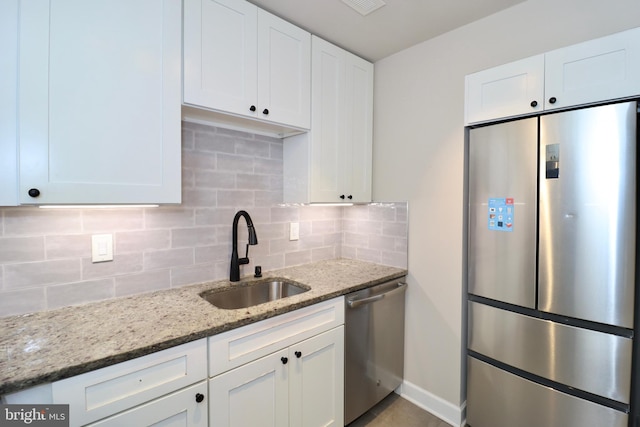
[372,0,640,424]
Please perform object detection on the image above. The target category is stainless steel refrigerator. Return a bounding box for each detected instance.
[466,101,639,427]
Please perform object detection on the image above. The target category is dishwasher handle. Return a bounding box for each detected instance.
[347,282,407,309]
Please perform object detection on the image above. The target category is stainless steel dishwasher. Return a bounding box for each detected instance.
[344,278,407,425]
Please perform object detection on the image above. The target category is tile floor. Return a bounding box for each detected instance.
[347,393,452,427]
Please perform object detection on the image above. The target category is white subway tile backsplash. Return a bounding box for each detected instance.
[115,230,171,254]
[195,244,231,264]
[4,208,82,236]
[0,287,46,317]
[82,253,143,280]
[182,188,218,208]
[115,269,171,297]
[145,207,195,229]
[236,139,271,158]
[183,150,217,170]
[0,237,45,264]
[254,191,282,206]
[171,227,217,248]
[0,121,408,317]
[5,259,81,289]
[170,263,218,288]
[47,278,115,310]
[82,209,144,232]
[285,250,312,267]
[195,171,236,189]
[237,174,271,190]
[46,235,92,259]
[217,153,255,173]
[143,248,193,271]
[311,246,336,262]
[217,190,255,207]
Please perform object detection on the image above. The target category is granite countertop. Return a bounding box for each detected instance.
[0,259,406,395]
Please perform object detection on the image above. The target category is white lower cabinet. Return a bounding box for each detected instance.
[2,299,345,427]
[208,297,345,427]
[210,348,289,426]
[209,326,344,427]
[289,327,344,427]
[87,381,208,427]
[0,339,208,427]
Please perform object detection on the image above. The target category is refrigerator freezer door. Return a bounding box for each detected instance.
[468,117,538,308]
[467,357,629,427]
[468,301,632,403]
[539,101,637,328]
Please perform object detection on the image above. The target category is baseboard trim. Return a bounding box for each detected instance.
[396,380,466,427]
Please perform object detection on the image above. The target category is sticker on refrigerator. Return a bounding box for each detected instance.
[488,198,514,232]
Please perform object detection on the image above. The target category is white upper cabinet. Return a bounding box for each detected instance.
[0,0,18,206]
[465,26,640,125]
[465,55,544,124]
[284,37,373,204]
[18,0,182,205]
[183,0,257,118]
[183,0,311,132]
[544,28,640,111]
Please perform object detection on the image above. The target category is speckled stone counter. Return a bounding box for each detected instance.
[0,259,406,395]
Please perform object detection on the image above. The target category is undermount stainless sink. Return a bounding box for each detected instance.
[200,278,309,310]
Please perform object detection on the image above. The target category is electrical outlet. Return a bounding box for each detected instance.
[289,222,300,241]
[92,234,113,263]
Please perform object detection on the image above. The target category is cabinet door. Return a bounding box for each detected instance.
[465,55,544,124]
[88,381,208,427]
[544,27,640,111]
[343,54,373,203]
[257,10,311,129]
[309,37,346,202]
[0,0,18,206]
[289,326,344,427]
[18,0,181,204]
[183,0,258,118]
[209,348,289,427]
[52,339,207,426]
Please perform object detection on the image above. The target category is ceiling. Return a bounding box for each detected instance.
[249,0,526,62]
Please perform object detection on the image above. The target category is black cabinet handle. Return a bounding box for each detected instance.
[295,351,302,358]
[281,357,288,364]
[347,195,353,200]
[340,195,345,200]
[28,188,40,198]
[549,97,557,104]
[530,100,538,107]
[249,105,256,112]
[263,108,269,115]
[195,393,205,403]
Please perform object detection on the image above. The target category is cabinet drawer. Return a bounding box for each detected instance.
[209,297,344,376]
[52,339,207,426]
[87,381,207,427]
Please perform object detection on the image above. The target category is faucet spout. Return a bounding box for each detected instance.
[230,210,258,282]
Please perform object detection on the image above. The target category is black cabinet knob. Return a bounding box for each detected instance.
[249,105,256,112]
[549,97,557,104]
[263,108,269,115]
[281,357,288,365]
[530,100,538,107]
[28,188,40,198]
[195,393,205,403]
[340,195,345,200]
[295,351,302,358]
[347,195,353,200]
